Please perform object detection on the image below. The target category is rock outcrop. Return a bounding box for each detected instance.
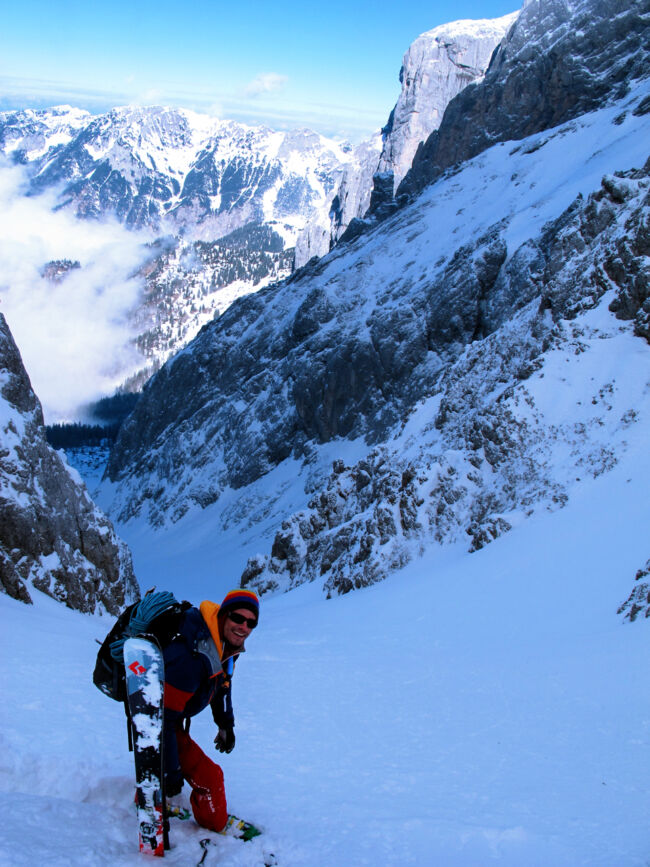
[295,13,514,267]
[618,558,650,621]
[0,313,138,611]
[398,0,650,202]
[377,13,518,191]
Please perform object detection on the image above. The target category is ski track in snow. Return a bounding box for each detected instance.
[3,432,650,864]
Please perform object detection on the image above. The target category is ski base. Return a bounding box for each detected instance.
[123,637,166,857]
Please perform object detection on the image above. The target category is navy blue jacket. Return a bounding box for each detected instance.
[162,607,237,783]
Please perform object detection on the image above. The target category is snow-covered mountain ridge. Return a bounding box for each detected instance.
[100,45,650,596]
[0,105,357,395]
[0,105,355,240]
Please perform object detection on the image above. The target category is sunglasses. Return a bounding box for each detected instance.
[227,611,258,629]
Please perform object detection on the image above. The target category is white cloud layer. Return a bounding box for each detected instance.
[0,161,151,423]
[244,73,289,97]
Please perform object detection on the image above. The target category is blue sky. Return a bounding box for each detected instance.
[1,0,520,140]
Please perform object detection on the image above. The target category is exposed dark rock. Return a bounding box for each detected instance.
[618,558,650,621]
[607,162,650,340]
[366,171,398,221]
[0,314,138,612]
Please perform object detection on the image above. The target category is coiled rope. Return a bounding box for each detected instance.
[110,590,179,661]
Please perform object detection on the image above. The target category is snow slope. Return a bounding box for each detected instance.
[97,76,650,595]
[2,433,650,865]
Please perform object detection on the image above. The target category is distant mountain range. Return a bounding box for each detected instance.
[1,105,352,238]
[0,13,516,386]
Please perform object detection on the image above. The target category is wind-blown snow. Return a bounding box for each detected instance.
[2,437,650,864]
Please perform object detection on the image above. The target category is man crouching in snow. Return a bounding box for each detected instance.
[162,589,259,831]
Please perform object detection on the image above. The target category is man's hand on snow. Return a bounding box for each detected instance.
[214,727,235,754]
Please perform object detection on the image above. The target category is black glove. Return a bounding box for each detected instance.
[165,770,184,797]
[214,727,235,754]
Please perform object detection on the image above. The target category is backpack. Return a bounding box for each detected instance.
[93,590,191,703]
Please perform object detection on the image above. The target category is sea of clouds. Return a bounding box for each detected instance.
[0,159,152,423]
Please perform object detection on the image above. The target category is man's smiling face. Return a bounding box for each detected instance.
[222,608,258,648]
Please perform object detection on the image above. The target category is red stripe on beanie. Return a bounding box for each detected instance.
[220,589,259,617]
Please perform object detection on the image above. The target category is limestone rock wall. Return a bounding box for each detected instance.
[0,313,139,612]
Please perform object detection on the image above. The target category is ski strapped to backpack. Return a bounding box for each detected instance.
[93,589,191,747]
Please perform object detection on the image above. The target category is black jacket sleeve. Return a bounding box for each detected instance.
[210,673,234,729]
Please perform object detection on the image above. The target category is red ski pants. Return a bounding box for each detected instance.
[176,728,228,832]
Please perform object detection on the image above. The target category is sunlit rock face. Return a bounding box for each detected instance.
[377,13,518,191]
[398,0,650,202]
[294,13,515,268]
[0,313,138,612]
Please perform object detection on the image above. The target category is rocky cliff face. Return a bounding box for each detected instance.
[294,14,514,268]
[0,313,138,611]
[377,13,518,191]
[243,159,650,595]
[398,0,650,203]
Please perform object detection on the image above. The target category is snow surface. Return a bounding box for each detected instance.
[419,12,519,43]
[2,431,650,864]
